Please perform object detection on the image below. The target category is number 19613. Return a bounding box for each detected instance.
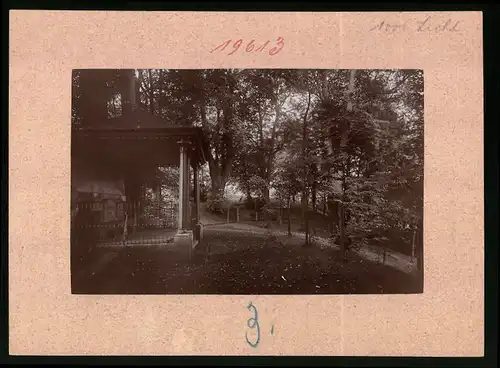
[210,37,285,56]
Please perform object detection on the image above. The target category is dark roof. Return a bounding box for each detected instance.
[98,108,179,130]
[72,108,211,165]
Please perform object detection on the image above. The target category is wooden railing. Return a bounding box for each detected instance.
[72,199,178,246]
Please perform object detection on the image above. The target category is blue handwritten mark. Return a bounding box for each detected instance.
[245,302,260,348]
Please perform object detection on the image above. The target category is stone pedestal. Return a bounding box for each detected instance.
[173,231,194,260]
[194,222,203,243]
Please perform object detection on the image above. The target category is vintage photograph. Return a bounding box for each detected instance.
[71,68,424,295]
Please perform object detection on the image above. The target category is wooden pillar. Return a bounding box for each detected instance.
[193,163,200,223]
[178,144,185,230]
[183,151,191,229]
[178,140,191,230]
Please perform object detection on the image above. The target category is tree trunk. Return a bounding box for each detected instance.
[339,203,346,260]
[301,193,306,228]
[134,71,141,108]
[287,196,292,237]
[263,187,270,205]
[327,197,339,236]
[340,167,349,259]
[301,91,312,229]
[323,194,327,215]
[200,89,226,205]
[304,200,310,247]
[158,69,165,116]
[311,180,317,212]
[278,198,283,225]
[138,70,151,109]
[210,177,226,200]
[205,106,234,207]
[156,183,161,226]
[255,199,258,221]
[263,96,282,207]
[147,69,154,114]
[411,228,417,262]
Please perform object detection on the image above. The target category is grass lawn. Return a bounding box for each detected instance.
[72,224,423,295]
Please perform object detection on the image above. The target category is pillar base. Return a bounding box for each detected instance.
[173,230,194,260]
[194,222,203,243]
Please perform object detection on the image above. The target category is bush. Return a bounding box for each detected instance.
[206,193,226,214]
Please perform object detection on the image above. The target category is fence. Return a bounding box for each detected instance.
[222,205,288,223]
[71,199,178,247]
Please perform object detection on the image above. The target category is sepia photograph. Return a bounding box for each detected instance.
[71,68,424,295]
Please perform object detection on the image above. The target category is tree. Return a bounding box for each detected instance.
[310,69,423,260]
[273,149,303,236]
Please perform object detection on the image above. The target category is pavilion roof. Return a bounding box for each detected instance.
[72,108,211,166]
[90,108,184,130]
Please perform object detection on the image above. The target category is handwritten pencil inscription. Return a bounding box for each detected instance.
[370,16,461,33]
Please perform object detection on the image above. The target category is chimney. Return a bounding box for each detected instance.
[121,69,137,115]
[130,69,138,110]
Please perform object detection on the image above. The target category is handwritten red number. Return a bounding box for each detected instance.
[211,40,231,53]
[255,41,269,52]
[246,39,255,52]
[269,37,284,56]
[228,39,243,55]
[212,39,283,56]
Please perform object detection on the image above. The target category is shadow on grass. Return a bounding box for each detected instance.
[72,227,423,295]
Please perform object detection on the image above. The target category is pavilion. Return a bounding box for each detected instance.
[71,71,210,260]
